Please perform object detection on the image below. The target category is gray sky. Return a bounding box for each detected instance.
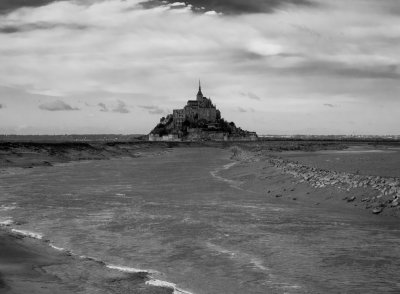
[0,0,399,135]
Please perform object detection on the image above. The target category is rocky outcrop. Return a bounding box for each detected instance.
[267,157,400,215]
[149,84,257,141]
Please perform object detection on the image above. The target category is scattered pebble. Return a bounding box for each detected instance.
[347,196,356,202]
[268,157,400,213]
[372,207,383,214]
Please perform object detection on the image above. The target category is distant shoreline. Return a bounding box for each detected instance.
[1,138,399,169]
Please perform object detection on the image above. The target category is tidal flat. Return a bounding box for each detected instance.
[0,140,400,294]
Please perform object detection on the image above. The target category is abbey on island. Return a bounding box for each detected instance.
[149,81,257,141]
[172,81,218,129]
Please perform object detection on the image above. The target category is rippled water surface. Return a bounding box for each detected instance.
[1,148,400,294]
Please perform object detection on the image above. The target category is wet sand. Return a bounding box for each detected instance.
[0,229,172,294]
[227,145,400,217]
[0,141,173,169]
[1,141,399,293]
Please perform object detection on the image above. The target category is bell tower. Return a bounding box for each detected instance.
[196,80,203,101]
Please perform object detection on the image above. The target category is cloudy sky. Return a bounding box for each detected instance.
[0,0,399,135]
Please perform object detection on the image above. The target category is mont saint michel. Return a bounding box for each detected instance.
[1,1,400,294]
[149,82,257,141]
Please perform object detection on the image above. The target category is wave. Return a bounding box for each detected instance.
[0,204,17,211]
[210,162,239,186]
[11,228,43,239]
[106,264,150,274]
[146,279,194,294]
[0,218,13,226]
[49,243,66,251]
[3,225,195,294]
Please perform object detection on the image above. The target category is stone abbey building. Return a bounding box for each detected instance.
[149,81,257,141]
[172,81,218,129]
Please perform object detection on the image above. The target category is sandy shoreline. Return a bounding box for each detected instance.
[0,226,176,294]
[1,141,399,293]
[227,146,400,218]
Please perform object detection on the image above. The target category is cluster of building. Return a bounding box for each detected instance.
[149,82,257,142]
[172,81,218,129]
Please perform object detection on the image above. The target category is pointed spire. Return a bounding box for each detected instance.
[197,79,203,101]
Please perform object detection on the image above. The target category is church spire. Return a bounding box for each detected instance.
[197,79,203,101]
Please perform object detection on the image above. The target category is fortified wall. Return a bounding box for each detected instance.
[149,82,258,141]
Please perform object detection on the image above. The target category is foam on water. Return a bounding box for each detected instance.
[206,242,271,272]
[106,264,149,273]
[0,204,17,211]
[106,265,195,293]
[11,228,43,239]
[210,162,240,186]
[146,279,194,294]
[0,218,13,226]
[250,257,269,271]
[206,242,236,256]
[49,243,66,251]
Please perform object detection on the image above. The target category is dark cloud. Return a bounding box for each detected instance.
[240,91,261,100]
[139,105,166,115]
[39,100,79,111]
[0,0,62,14]
[240,58,400,80]
[0,22,89,34]
[112,100,130,113]
[323,103,335,108]
[237,107,255,113]
[300,61,400,80]
[0,103,4,109]
[98,102,109,112]
[141,0,314,14]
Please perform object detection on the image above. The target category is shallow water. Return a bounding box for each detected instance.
[280,145,400,178]
[1,148,400,294]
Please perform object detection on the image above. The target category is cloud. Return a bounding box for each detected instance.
[142,0,314,14]
[323,103,336,108]
[39,100,79,111]
[0,0,61,14]
[0,103,4,109]
[139,105,166,115]
[98,102,108,112]
[0,0,400,135]
[0,22,89,34]
[240,91,261,100]
[112,100,130,113]
[237,107,255,113]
